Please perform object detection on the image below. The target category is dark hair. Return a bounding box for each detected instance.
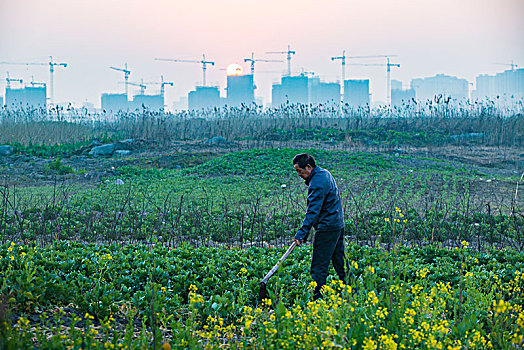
[293,153,316,169]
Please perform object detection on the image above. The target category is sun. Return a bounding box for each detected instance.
[226,63,243,76]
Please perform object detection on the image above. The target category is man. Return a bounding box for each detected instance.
[293,153,347,300]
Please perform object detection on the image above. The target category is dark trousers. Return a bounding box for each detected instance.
[311,228,347,300]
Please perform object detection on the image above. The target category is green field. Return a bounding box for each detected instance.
[1,140,523,348]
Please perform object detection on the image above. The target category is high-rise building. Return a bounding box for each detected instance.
[226,74,254,106]
[132,94,164,112]
[391,88,416,107]
[272,75,309,107]
[272,83,284,107]
[410,74,469,101]
[309,77,340,106]
[391,79,416,107]
[101,93,128,113]
[5,86,47,110]
[391,80,403,91]
[188,86,220,110]
[472,68,524,100]
[344,79,370,107]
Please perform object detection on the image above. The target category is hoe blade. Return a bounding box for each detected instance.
[258,282,269,303]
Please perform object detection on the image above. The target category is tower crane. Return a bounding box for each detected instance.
[48,56,67,105]
[493,61,518,71]
[158,76,173,98]
[243,52,282,75]
[127,76,173,98]
[385,57,401,105]
[5,72,23,89]
[0,56,67,105]
[332,52,399,99]
[121,81,147,95]
[331,50,347,99]
[29,75,46,87]
[266,45,296,76]
[109,63,131,99]
[155,54,214,87]
[343,55,400,105]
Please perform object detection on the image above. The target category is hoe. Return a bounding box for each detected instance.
[258,241,297,302]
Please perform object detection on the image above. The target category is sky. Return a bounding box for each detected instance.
[1,0,523,109]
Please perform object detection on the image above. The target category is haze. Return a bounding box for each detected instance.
[1,0,523,108]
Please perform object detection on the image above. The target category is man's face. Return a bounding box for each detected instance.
[294,163,313,181]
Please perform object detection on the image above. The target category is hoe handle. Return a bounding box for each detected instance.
[261,242,297,285]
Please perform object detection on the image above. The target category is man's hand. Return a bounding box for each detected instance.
[294,238,305,246]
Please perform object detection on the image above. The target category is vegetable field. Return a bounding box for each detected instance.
[2,241,523,349]
[1,106,523,349]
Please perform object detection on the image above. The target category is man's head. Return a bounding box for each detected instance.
[293,153,316,180]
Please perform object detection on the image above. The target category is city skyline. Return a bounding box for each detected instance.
[1,0,523,108]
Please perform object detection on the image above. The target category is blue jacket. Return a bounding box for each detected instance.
[295,166,345,241]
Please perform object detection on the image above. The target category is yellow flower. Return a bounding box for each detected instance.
[384,218,390,222]
[351,261,359,269]
[461,240,469,247]
[367,291,379,306]
[363,337,378,350]
[417,268,430,279]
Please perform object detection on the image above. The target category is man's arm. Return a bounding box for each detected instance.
[294,185,325,244]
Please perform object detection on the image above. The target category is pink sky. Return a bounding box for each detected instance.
[1,0,523,107]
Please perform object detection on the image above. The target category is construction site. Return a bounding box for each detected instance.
[1,49,523,113]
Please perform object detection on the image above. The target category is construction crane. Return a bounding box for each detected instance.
[29,75,46,87]
[332,52,399,97]
[331,50,347,83]
[109,63,131,99]
[493,61,518,71]
[155,54,214,87]
[0,56,67,105]
[266,45,296,76]
[127,76,173,98]
[331,50,347,99]
[299,69,315,77]
[5,72,23,89]
[122,81,147,95]
[48,56,67,105]
[385,57,401,105]
[243,52,282,75]
[347,56,400,105]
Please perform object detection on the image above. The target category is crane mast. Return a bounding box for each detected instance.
[331,50,346,99]
[109,63,131,99]
[267,45,296,76]
[386,57,400,105]
[48,56,67,105]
